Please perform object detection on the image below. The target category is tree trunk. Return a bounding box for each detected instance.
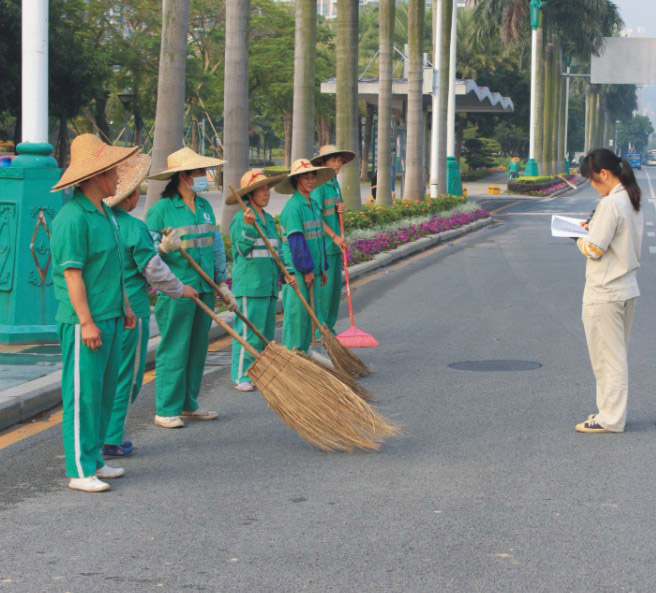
[317,114,332,146]
[283,110,293,167]
[291,0,316,161]
[437,0,452,195]
[57,116,69,168]
[558,57,567,171]
[534,24,544,175]
[541,42,554,177]
[221,0,251,231]
[376,0,395,205]
[550,37,560,174]
[336,0,361,210]
[360,102,374,181]
[455,114,465,164]
[144,0,190,214]
[584,83,592,153]
[404,0,425,199]
[191,109,199,153]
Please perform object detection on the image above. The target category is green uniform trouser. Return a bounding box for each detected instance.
[104,316,150,445]
[282,276,322,353]
[231,296,277,385]
[319,252,343,335]
[154,292,213,417]
[58,317,122,478]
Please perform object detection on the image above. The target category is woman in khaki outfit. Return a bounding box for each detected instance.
[575,148,643,433]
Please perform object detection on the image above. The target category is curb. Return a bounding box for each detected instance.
[0,216,492,433]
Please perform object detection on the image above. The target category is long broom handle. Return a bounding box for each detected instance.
[338,210,356,329]
[228,185,324,329]
[178,246,270,347]
[193,296,261,359]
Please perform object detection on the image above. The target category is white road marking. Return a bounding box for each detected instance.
[649,247,656,254]
[647,221,654,226]
[648,232,655,238]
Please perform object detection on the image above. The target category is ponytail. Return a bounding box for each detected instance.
[581,148,641,212]
[160,173,180,199]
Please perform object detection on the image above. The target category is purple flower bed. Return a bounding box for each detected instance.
[345,208,490,266]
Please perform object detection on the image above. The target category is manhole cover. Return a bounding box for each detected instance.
[448,360,542,372]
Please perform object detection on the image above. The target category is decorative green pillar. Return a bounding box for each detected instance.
[525,0,543,178]
[446,155,462,196]
[0,143,62,343]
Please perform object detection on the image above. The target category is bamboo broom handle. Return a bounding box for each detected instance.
[179,246,270,346]
[193,296,261,359]
[228,185,324,329]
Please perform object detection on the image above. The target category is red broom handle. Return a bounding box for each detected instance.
[193,296,261,359]
[229,185,324,330]
[338,210,356,328]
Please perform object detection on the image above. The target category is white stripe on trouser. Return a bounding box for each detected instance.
[237,297,248,381]
[123,319,143,435]
[73,324,84,478]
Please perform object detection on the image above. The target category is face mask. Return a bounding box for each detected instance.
[187,175,208,193]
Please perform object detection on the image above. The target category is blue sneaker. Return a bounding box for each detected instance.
[102,444,133,458]
[122,440,133,451]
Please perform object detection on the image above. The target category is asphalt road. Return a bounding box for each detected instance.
[2,172,656,592]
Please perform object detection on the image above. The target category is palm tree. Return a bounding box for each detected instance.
[376,0,395,205]
[437,0,452,195]
[291,0,316,162]
[221,0,250,231]
[404,0,425,200]
[336,0,361,210]
[144,0,190,214]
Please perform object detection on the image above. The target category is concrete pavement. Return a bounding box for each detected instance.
[2,171,656,591]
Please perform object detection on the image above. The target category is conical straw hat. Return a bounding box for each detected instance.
[225,169,289,205]
[273,159,335,195]
[148,147,226,180]
[51,134,140,192]
[310,144,355,166]
[104,154,151,208]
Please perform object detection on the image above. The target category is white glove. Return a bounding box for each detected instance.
[160,228,182,254]
[218,282,238,312]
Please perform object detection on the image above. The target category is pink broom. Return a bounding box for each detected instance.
[336,210,379,349]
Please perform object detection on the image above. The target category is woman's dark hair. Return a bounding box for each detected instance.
[161,173,180,199]
[290,176,299,190]
[581,148,641,211]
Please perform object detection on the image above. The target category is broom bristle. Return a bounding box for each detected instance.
[322,325,371,378]
[337,326,379,349]
[295,349,376,402]
[248,342,399,451]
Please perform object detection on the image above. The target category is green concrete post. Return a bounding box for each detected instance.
[446,156,462,196]
[0,143,62,343]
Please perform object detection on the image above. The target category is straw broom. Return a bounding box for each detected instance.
[178,246,375,402]
[228,185,371,378]
[193,296,398,451]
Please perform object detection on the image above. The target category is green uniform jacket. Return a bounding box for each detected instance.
[310,177,343,256]
[112,207,158,319]
[280,191,327,276]
[230,209,282,298]
[51,189,126,324]
[145,193,227,293]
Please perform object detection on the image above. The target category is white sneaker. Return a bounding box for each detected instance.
[96,465,125,479]
[235,382,255,392]
[69,476,110,493]
[155,415,185,428]
[181,407,218,420]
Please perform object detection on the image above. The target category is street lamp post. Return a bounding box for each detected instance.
[525,0,543,177]
[118,91,135,146]
[429,0,442,199]
[614,120,621,156]
[563,55,571,174]
[0,0,62,344]
[446,0,462,196]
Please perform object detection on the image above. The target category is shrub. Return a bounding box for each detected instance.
[461,168,491,182]
[262,166,289,176]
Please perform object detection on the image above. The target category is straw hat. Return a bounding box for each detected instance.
[51,134,140,192]
[273,159,335,195]
[310,144,355,167]
[148,147,225,180]
[104,154,151,208]
[225,169,289,205]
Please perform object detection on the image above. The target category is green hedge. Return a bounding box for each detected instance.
[461,168,491,182]
[262,166,289,176]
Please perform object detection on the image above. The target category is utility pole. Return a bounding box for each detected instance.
[525,0,543,177]
[429,0,442,198]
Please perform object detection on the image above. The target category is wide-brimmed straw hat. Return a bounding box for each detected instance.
[51,134,140,192]
[104,154,151,208]
[148,147,225,180]
[225,169,289,205]
[273,159,335,195]
[310,144,355,167]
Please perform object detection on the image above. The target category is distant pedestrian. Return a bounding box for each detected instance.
[575,148,643,433]
[50,134,138,493]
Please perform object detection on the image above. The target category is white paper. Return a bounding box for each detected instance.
[551,215,589,238]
